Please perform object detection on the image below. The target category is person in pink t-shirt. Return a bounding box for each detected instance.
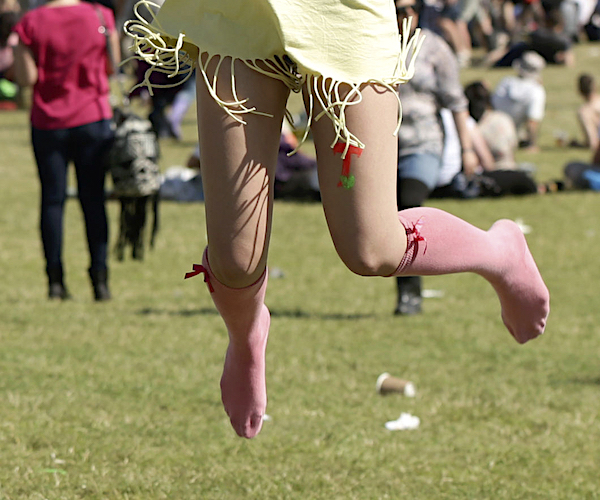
[13,0,120,301]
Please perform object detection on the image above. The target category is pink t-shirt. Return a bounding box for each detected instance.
[14,3,115,130]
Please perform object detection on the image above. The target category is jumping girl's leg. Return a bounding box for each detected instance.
[307,82,549,344]
[196,56,289,438]
[306,82,409,277]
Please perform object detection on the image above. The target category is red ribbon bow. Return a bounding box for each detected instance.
[184,264,214,292]
[407,217,427,255]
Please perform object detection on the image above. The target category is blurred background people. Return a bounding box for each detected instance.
[432,108,541,199]
[179,119,320,202]
[13,0,120,300]
[573,73,600,150]
[464,80,519,169]
[563,140,600,189]
[491,7,575,66]
[0,11,18,108]
[491,51,546,151]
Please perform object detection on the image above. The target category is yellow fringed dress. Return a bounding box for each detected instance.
[125,0,423,157]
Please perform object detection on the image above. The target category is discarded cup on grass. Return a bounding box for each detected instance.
[376,372,416,397]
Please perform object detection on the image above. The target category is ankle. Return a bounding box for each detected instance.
[89,268,111,301]
[226,306,270,347]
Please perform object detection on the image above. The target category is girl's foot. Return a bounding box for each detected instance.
[488,220,550,343]
[220,305,270,438]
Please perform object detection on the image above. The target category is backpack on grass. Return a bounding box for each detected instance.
[107,108,161,261]
[95,5,161,261]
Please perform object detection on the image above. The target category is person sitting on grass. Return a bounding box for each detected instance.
[572,73,600,151]
[491,51,546,152]
[563,140,600,190]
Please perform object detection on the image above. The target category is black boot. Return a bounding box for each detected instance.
[394,275,422,315]
[47,266,71,300]
[89,268,111,301]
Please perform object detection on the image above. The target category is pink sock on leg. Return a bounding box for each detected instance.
[393,207,549,343]
[192,249,270,438]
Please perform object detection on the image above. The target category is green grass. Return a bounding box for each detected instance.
[1,43,600,499]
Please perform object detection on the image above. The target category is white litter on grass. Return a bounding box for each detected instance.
[262,414,272,421]
[385,412,420,431]
[269,267,285,279]
[514,218,532,234]
[422,289,444,299]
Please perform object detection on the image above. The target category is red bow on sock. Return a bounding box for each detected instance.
[184,264,214,292]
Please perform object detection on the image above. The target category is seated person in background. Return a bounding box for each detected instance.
[491,51,546,151]
[563,141,600,190]
[432,108,541,198]
[492,7,575,66]
[572,73,600,151]
[185,120,320,201]
[464,80,518,169]
[528,7,574,65]
[275,119,320,200]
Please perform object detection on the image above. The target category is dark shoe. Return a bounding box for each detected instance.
[47,266,71,300]
[48,282,71,300]
[394,276,422,316]
[89,268,111,301]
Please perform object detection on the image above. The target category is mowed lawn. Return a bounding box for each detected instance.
[1,42,600,499]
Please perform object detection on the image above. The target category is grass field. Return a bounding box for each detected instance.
[1,42,600,499]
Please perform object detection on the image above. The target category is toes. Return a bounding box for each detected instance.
[232,414,263,439]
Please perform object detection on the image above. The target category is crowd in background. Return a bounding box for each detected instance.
[2,0,600,303]
[2,0,600,161]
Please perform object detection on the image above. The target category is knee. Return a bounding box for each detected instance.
[78,192,104,209]
[207,247,266,288]
[337,245,400,277]
[41,189,66,207]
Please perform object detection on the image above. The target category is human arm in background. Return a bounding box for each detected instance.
[525,118,541,151]
[13,41,36,87]
[469,123,495,171]
[431,35,478,177]
[452,109,479,177]
[107,28,121,76]
[98,6,122,76]
[524,85,546,151]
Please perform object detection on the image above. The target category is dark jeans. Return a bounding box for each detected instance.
[494,42,528,67]
[564,162,600,189]
[32,119,113,274]
[431,170,538,198]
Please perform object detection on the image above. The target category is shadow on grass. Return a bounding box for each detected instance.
[137,307,218,316]
[563,375,600,386]
[136,307,375,321]
[271,309,376,320]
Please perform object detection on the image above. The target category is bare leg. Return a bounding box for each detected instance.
[307,82,549,343]
[306,82,408,277]
[437,18,463,54]
[197,56,289,438]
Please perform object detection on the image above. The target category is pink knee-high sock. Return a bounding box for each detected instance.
[193,249,270,438]
[393,207,549,344]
